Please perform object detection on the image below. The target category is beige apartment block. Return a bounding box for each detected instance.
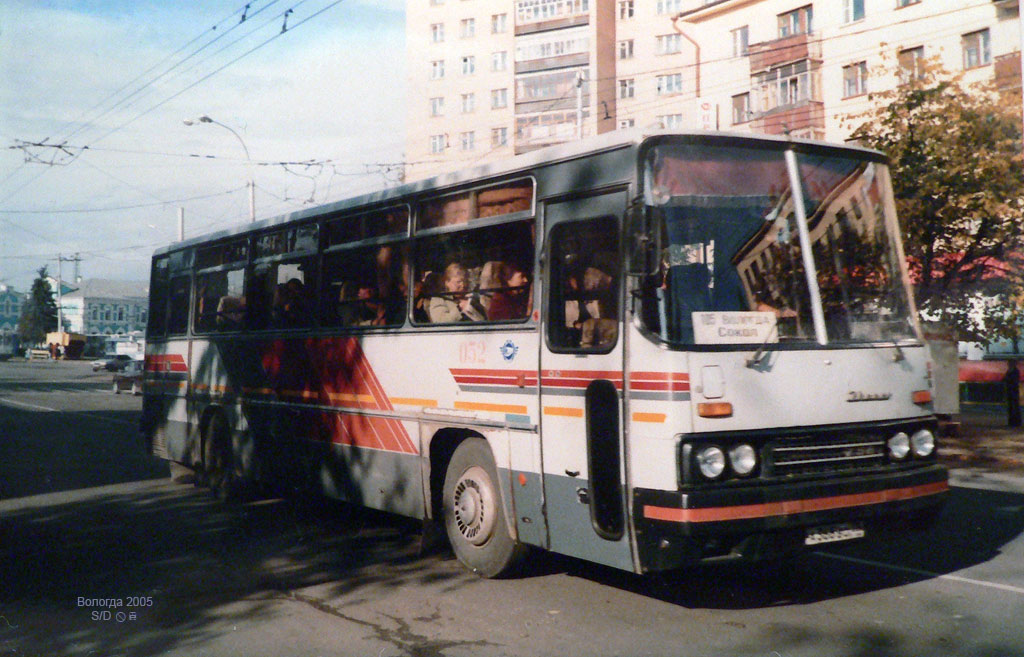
[676,0,1021,142]
[406,0,619,182]
[406,0,1021,182]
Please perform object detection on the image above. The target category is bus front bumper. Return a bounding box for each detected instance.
[633,464,948,571]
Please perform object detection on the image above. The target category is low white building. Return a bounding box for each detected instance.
[60,279,149,336]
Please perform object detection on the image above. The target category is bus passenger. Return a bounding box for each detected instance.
[487,262,530,321]
[428,263,483,322]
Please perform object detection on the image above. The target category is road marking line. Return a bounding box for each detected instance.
[0,397,138,428]
[818,552,1024,595]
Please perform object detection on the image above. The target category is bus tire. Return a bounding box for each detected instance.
[442,437,526,578]
[202,412,242,503]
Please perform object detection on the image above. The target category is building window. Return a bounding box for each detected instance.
[842,61,868,97]
[491,127,509,147]
[656,73,683,95]
[516,0,590,25]
[962,29,991,69]
[843,0,864,24]
[461,56,476,75]
[658,114,683,129]
[430,134,446,153]
[461,93,475,113]
[618,1,634,19]
[431,23,444,43]
[657,0,682,14]
[619,78,635,99]
[657,34,682,55]
[898,46,924,83]
[492,88,508,109]
[491,13,507,33]
[619,40,634,60]
[460,131,475,151]
[754,60,814,112]
[731,93,750,124]
[618,118,635,129]
[460,18,475,38]
[431,60,445,79]
[732,26,749,57]
[896,0,920,7]
[515,27,590,63]
[430,97,444,116]
[778,5,813,38]
[492,51,508,72]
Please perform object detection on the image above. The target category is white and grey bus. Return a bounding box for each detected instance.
[143,130,948,577]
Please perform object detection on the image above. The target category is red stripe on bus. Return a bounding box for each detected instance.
[642,481,949,524]
[629,381,691,392]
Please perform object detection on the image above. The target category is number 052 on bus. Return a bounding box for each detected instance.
[142,130,948,577]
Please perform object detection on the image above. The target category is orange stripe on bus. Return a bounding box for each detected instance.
[453,401,529,415]
[543,406,584,418]
[643,481,950,524]
[632,412,667,423]
[389,397,439,407]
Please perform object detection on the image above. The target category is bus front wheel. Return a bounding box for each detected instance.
[442,438,526,578]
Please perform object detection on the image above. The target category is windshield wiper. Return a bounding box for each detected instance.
[745,323,780,369]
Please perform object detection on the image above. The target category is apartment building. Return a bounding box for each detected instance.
[406,0,1021,181]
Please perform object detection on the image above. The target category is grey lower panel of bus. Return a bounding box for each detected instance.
[316,444,425,519]
[543,473,635,572]
[160,416,633,569]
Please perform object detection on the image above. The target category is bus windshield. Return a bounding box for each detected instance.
[639,140,917,348]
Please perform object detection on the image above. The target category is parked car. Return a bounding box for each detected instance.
[112,359,144,395]
[92,354,133,372]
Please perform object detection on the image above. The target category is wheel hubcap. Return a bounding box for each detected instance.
[452,466,496,546]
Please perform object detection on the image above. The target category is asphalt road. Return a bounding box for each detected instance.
[1,359,1023,657]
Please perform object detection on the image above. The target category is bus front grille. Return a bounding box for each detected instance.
[769,434,887,478]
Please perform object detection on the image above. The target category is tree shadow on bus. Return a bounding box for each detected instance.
[0,479,472,657]
[525,484,1024,611]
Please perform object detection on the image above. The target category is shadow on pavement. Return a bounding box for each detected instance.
[0,478,470,657]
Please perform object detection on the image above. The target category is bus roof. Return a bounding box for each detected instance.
[154,129,886,257]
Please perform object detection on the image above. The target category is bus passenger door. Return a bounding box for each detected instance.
[540,193,633,571]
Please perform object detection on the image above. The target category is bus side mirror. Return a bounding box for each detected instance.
[626,199,658,277]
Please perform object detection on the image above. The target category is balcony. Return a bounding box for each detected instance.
[752,101,825,138]
[748,32,821,73]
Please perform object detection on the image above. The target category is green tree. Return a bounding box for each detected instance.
[845,59,1024,344]
[17,266,58,345]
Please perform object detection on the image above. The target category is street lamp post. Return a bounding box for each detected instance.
[184,115,256,222]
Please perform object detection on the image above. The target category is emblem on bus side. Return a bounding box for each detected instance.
[500,340,519,362]
[847,390,892,402]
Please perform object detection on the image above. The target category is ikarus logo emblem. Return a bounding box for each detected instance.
[499,339,519,362]
[847,390,893,402]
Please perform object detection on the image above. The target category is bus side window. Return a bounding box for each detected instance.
[413,219,534,325]
[548,218,620,351]
[166,275,191,335]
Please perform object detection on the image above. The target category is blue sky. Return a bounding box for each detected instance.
[0,0,406,290]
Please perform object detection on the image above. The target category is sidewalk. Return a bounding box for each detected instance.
[941,406,1024,472]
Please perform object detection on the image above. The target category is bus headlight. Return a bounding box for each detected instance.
[728,444,758,476]
[888,432,910,460]
[695,446,726,480]
[911,429,936,457]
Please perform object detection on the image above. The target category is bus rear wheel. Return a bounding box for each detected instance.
[202,413,239,502]
[442,438,526,578]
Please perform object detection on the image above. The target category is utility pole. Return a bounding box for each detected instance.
[576,71,585,139]
[56,253,63,335]
[55,253,81,334]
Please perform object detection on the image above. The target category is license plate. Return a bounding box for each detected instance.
[805,523,865,546]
